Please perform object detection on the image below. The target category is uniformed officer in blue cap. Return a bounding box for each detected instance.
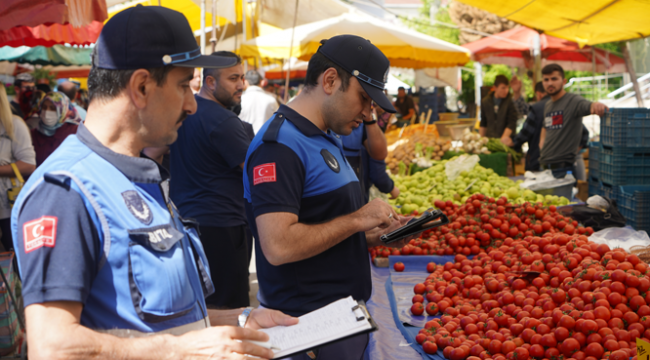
[11,5,297,359]
[243,35,409,360]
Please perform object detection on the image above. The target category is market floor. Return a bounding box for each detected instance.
[249,246,260,307]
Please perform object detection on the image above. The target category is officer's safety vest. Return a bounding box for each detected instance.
[12,135,215,336]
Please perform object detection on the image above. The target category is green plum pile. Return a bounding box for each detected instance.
[389,159,569,216]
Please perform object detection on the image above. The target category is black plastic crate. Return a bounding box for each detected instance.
[599,144,650,185]
[601,108,650,148]
[588,142,600,179]
[616,185,650,232]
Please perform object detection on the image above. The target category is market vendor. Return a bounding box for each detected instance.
[479,75,519,144]
[244,35,408,360]
[539,64,607,178]
[393,86,416,121]
[11,6,296,359]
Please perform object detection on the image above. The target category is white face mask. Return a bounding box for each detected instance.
[40,110,59,126]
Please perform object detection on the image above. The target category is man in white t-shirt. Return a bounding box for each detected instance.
[240,71,279,133]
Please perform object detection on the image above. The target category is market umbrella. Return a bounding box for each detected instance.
[0,21,102,48]
[463,26,627,73]
[107,0,235,35]
[240,12,470,69]
[0,0,107,31]
[454,0,650,46]
[264,58,308,80]
[0,45,92,66]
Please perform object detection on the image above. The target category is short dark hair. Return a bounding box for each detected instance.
[398,86,405,91]
[87,66,173,102]
[58,83,78,101]
[203,51,242,83]
[542,64,565,79]
[494,75,509,88]
[303,51,351,92]
[534,81,545,93]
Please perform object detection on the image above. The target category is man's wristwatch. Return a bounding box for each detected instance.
[238,307,254,327]
[364,112,378,125]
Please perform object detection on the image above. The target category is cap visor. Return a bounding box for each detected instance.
[174,55,239,69]
[359,81,396,113]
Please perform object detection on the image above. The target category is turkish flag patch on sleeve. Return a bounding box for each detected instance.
[23,216,58,253]
[253,163,277,185]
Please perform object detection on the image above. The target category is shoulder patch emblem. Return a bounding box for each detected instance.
[320,149,340,173]
[24,216,57,253]
[122,190,153,225]
[254,163,277,185]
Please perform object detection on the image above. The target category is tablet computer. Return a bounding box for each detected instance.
[379,208,449,244]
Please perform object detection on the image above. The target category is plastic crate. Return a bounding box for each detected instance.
[599,145,650,185]
[616,185,650,232]
[588,176,601,197]
[588,143,600,179]
[601,108,650,147]
[600,180,617,201]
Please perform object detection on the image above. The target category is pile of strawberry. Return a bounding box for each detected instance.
[370,194,594,261]
[408,232,649,360]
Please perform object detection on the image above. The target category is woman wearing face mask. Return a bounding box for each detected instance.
[32,92,81,166]
[0,85,36,251]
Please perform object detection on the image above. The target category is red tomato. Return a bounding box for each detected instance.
[411,302,424,316]
[425,302,439,316]
[414,283,426,294]
[561,338,580,357]
[393,262,405,272]
[422,341,438,354]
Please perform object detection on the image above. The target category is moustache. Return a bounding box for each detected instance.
[176,111,188,124]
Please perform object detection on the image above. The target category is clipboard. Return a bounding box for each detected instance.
[262,297,378,360]
[379,208,449,244]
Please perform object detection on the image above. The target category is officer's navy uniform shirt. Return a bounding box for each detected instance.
[243,105,370,317]
[11,123,214,334]
[342,124,394,203]
[170,95,251,227]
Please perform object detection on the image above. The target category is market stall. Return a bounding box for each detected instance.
[239,12,471,69]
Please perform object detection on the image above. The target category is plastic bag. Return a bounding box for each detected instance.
[589,226,650,252]
[519,170,574,190]
[445,154,479,181]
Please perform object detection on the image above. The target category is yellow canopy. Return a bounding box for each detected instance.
[107,0,238,35]
[240,12,470,69]
[456,0,650,46]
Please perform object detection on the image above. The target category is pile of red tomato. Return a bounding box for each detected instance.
[370,194,594,262]
[409,230,649,360]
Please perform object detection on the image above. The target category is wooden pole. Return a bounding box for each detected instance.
[622,41,644,107]
[284,0,300,104]
[200,0,206,54]
[210,0,217,53]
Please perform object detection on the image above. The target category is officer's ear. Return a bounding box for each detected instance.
[321,67,340,95]
[128,69,155,109]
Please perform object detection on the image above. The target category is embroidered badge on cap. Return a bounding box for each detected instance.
[253,163,276,185]
[23,216,57,253]
[320,149,340,173]
[122,190,153,225]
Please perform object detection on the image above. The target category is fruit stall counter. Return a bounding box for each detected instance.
[365,255,461,360]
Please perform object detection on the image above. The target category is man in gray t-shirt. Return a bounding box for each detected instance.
[539,64,608,178]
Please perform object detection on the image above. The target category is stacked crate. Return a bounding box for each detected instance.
[590,108,650,232]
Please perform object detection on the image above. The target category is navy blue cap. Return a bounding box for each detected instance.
[317,35,396,113]
[94,5,237,70]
